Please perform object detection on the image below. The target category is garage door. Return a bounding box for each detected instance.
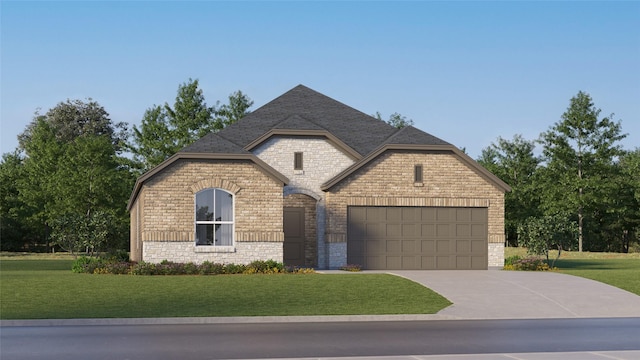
[347,207,488,270]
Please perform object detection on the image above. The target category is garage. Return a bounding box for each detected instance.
[347,206,488,270]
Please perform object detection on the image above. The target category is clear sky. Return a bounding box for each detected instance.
[2,1,638,159]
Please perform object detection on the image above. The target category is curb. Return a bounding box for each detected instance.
[0,314,460,327]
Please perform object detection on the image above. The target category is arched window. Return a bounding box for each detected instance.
[195,188,233,246]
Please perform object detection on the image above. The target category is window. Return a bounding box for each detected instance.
[414,164,423,183]
[294,152,303,170]
[195,188,233,246]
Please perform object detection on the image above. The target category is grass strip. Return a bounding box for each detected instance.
[0,260,451,319]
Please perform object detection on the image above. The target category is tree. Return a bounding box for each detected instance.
[15,99,133,253]
[0,152,39,251]
[539,91,627,252]
[374,112,414,128]
[130,79,253,172]
[477,135,541,245]
[216,90,254,129]
[517,214,578,267]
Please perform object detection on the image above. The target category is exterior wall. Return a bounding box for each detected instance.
[138,159,284,263]
[488,243,505,267]
[253,136,356,268]
[129,194,143,262]
[283,193,317,267]
[252,136,355,196]
[143,241,282,264]
[326,150,506,268]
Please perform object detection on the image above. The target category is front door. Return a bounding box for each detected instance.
[283,207,305,267]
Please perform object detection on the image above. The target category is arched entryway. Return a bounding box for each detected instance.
[283,193,317,267]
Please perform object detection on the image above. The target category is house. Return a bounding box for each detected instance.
[128,85,510,270]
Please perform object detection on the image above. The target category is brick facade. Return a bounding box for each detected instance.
[325,150,506,267]
[130,158,285,264]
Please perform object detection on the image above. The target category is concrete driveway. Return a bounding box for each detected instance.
[388,269,640,319]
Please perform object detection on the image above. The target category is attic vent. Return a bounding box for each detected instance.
[414,164,423,183]
[294,152,304,170]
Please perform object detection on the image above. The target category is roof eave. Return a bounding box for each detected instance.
[127,152,290,211]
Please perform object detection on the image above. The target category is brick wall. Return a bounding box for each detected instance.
[143,241,282,264]
[136,159,284,263]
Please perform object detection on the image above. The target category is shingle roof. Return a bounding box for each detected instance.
[180,132,250,154]
[183,84,450,157]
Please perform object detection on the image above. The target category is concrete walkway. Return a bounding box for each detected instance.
[386,269,640,319]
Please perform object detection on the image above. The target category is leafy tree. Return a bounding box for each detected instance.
[216,90,254,130]
[538,91,627,251]
[130,79,253,172]
[477,135,541,245]
[0,152,39,251]
[517,214,578,267]
[374,111,415,128]
[15,99,133,252]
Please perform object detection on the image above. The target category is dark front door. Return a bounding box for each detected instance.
[283,207,305,267]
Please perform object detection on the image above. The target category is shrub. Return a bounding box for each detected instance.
[340,264,362,272]
[71,256,103,274]
[247,260,285,274]
[199,261,225,275]
[504,256,552,271]
[504,255,522,266]
[224,263,247,274]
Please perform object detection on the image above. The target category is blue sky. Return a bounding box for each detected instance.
[2,1,639,159]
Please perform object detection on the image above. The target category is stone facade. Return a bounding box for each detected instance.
[253,135,356,268]
[143,241,282,264]
[252,135,355,196]
[488,243,505,267]
[325,150,506,268]
[130,158,285,264]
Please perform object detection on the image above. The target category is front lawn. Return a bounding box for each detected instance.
[0,259,451,320]
[504,247,640,296]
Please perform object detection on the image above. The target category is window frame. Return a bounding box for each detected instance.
[294,152,304,170]
[414,164,423,183]
[194,188,234,247]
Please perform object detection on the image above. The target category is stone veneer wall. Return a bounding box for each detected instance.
[136,159,285,263]
[488,243,505,267]
[253,136,356,268]
[325,150,506,268]
[143,241,282,264]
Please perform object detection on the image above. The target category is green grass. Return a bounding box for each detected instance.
[504,247,640,296]
[0,259,451,320]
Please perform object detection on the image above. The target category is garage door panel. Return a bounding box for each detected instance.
[422,208,437,222]
[456,208,471,221]
[386,240,401,253]
[471,224,486,237]
[436,240,450,254]
[402,224,418,237]
[387,224,401,237]
[456,224,470,237]
[348,206,488,270]
[456,239,470,253]
[421,240,435,252]
[386,256,402,269]
[367,240,385,253]
[402,256,418,269]
[366,223,384,239]
[421,224,435,237]
[471,208,487,222]
[436,224,450,237]
[402,240,416,253]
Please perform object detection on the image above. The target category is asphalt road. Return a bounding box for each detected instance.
[2,318,640,360]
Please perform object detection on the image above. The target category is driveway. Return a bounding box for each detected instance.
[388,269,640,319]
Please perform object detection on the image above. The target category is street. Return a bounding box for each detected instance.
[2,318,640,359]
